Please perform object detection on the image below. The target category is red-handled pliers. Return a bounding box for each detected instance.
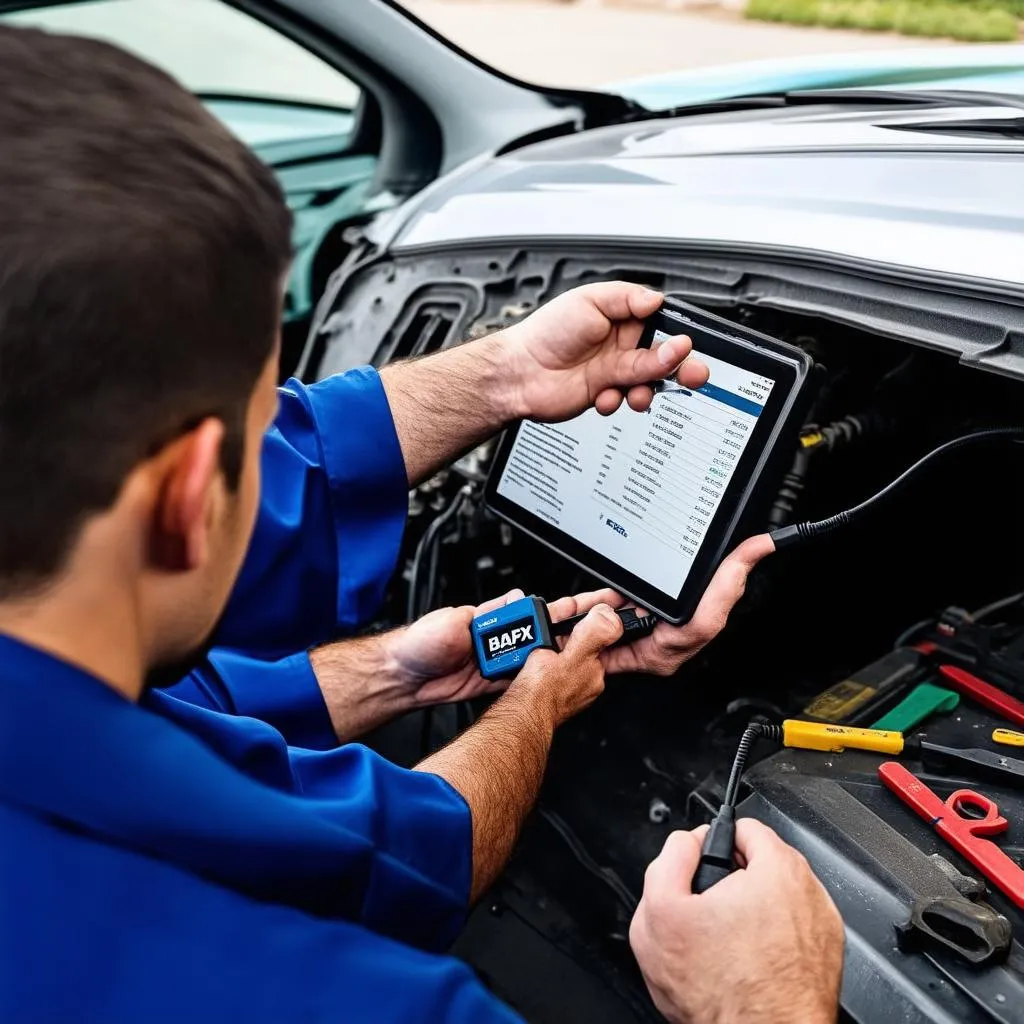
[879,761,1024,909]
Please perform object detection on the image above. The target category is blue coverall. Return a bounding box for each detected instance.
[0,369,522,1023]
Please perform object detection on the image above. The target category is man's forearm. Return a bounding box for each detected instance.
[379,334,518,486]
[415,680,553,902]
[309,634,419,743]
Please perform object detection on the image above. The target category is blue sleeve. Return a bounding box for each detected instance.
[9,806,523,1024]
[217,368,408,656]
[141,690,472,953]
[165,651,337,751]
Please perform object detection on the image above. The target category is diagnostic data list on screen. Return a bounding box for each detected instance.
[497,334,776,597]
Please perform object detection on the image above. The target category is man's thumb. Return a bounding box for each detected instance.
[563,604,623,660]
[621,334,691,387]
[644,829,708,897]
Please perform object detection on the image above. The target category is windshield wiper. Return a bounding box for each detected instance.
[894,116,1024,140]
[650,87,1024,122]
[787,87,1024,113]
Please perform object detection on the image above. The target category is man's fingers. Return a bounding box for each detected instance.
[626,385,654,412]
[676,357,710,390]
[579,281,664,323]
[644,828,707,895]
[624,334,693,388]
[547,588,624,624]
[732,818,790,866]
[595,388,624,416]
[563,603,623,660]
[473,588,526,615]
[671,534,774,648]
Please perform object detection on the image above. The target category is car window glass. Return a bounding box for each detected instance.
[0,0,360,113]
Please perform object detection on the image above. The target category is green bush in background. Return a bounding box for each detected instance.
[745,0,1021,41]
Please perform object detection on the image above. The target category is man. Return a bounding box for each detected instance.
[0,26,843,1024]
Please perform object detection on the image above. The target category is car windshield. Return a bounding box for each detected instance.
[0,0,359,112]
[401,0,1024,112]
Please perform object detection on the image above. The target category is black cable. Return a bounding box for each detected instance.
[769,412,893,529]
[692,721,781,893]
[893,617,935,650]
[771,426,1024,549]
[973,591,1024,622]
[424,532,444,616]
[721,722,782,808]
[407,488,469,623]
[539,808,638,915]
[419,704,434,757]
[497,904,663,1024]
[410,488,471,757]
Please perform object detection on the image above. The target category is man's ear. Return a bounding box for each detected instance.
[150,419,226,573]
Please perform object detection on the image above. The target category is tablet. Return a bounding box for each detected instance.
[484,299,817,624]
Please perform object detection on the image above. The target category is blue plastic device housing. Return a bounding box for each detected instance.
[471,596,555,681]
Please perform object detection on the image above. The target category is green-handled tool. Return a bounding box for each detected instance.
[872,683,959,733]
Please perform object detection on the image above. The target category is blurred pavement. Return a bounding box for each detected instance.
[406,0,948,88]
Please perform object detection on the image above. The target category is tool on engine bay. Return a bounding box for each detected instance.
[902,737,1024,790]
[814,781,1014,966]
[784,720,1024,786]
[879,762,1024,910]
[994,729,1024,748]
[802,648,924,724]
[769,426,1024,550]
[871,683,959,733]
[938,665,1024,729]
[694,717,1024,893]
[778,720,906,754]
[470,595,657,682]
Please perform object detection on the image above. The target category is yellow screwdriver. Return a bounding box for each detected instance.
[780,720,905,754]
[993,728,1024,748]
[781,720,1024,787]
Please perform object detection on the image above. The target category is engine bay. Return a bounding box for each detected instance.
[303,247,1024,1023]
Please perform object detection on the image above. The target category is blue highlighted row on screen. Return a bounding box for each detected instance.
[665,381,764,418]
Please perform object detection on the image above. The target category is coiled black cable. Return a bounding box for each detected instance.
[770,426,1024,549]
[722,722,782,808]
[693,721,782,893]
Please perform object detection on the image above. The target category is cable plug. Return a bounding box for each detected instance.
[552,606,658,641]
[616,607,658,638]
[692,805,737,893]
[768,523,801,550]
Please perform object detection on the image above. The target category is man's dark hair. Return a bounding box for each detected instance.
[0,26,292,597]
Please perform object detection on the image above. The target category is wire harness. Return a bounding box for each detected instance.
[770,426,1024,550]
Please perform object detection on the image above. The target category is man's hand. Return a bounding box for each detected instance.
[416,603,624,901]
[629,820,844,1024]
[509,602,623,727]
[381,280,709,484]
[502,282,709,420]
[314,534,769,742]
[383,589,528,706]
[546,534,774,678]
[311,589,529,741]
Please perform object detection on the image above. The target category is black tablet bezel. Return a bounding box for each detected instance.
[485,305,806,624]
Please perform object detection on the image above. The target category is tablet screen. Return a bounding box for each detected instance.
[494,330,777,599]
